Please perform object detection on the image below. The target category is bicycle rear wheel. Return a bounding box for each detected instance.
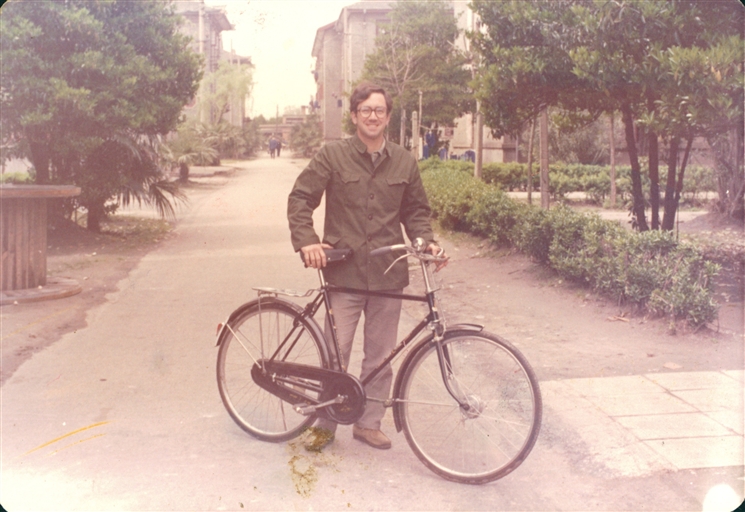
[398,330,542,484]
[216,298,328,442]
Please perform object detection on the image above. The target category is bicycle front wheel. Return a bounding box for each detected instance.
[216,298,328,442]
[399,330,542,484]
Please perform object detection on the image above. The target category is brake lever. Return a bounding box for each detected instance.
[383,252,410,275]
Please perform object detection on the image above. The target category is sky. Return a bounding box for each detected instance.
[207,0,359,119]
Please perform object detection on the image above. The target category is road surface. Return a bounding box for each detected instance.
[2,155,742,511]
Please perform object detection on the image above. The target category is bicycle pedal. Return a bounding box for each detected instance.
[294,404,316,415]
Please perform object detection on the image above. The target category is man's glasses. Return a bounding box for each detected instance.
[357,106,387,118]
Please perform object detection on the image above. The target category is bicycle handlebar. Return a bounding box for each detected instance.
[370,243,447,262]
[369,244,407,257]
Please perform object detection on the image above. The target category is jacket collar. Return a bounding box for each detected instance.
[351,133,389,157]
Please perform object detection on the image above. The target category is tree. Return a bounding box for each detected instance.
[290,114,322,157]
[651,36,744,225]
[470,0,744,229]
[358,0,473,147]
[1,0,202,230]
[198,60,253,126]
[469,0,600,208]
[571,0,743,229]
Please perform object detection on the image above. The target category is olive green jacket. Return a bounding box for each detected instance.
[288,135,435,290]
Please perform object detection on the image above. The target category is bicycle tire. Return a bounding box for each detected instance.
[216,298,328,442]
[398,330,542,484]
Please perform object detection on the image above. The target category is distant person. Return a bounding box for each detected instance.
[288,81,447,452]
[276,138,282,157]
[269,136,278,158]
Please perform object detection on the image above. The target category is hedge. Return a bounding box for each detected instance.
[421,161,720,327]
[419,157,717,206]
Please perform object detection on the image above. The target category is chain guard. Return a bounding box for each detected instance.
[252,360,365,425]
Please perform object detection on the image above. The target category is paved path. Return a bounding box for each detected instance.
[543,371,743,475]
[1,155,743,511]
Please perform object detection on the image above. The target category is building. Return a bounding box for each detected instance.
[259,107,312,148]
[174,1,252,128]
[311,0,516,163]
[311,2,394,142]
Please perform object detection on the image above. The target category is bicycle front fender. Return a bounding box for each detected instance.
[391,324,483,433]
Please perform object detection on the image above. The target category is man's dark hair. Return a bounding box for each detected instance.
[350,82,393,114]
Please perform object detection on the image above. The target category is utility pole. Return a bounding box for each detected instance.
[412,111,419,159]
[417,90,423,155]
[198,3,205,123]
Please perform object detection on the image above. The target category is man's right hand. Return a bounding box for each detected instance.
[300,243,334,269]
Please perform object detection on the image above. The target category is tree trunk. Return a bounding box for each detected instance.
[28,139,51,184]
[540,108,549,209]
[609,113,617,208]
[179,162,190,183]
[526,117,536,205]
[648,130,660,229]
[661,135,680,231]
[621,103,648,231]
[474,104,483,180]
[672,135,695,224]
[86,203,104,232]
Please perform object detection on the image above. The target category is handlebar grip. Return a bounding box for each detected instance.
[299,248,353,266]
[325,248,353,263]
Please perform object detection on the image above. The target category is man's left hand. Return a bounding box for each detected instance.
[427,243,449,272]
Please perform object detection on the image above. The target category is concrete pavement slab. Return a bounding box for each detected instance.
[615,413,734,439]
[705,411,744,435]
[722,369,744,382]
[645,437,744,469]
[673,387,744,412]
[584,392,697,416]
[645,370,743,390]
[543,370,744,476]
[564,375,666,396]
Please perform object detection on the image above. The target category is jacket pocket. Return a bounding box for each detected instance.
[338,170,360,184]
[323,234,342,247]
[385,176,409,186]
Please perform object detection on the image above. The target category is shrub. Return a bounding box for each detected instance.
[0,171,33,184]
[420,163,720,327]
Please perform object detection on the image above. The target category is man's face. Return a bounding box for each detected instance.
[351,92,390,142]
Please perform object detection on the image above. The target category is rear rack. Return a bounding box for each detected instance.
[253,287,316,298]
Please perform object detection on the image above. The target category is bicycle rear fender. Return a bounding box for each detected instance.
[391,324,483,433]
[214,297,326,359]
[216,298,261,346]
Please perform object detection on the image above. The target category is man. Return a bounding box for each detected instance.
[287,82,446,451]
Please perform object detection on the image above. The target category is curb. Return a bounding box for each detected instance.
[0,277,82,306]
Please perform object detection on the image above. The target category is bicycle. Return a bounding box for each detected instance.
[215,239,542,484]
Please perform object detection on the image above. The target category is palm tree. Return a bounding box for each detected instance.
[166,123,219,182]
[80,133,188,231]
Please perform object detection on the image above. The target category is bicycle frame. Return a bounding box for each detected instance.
[247,252,480,413]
